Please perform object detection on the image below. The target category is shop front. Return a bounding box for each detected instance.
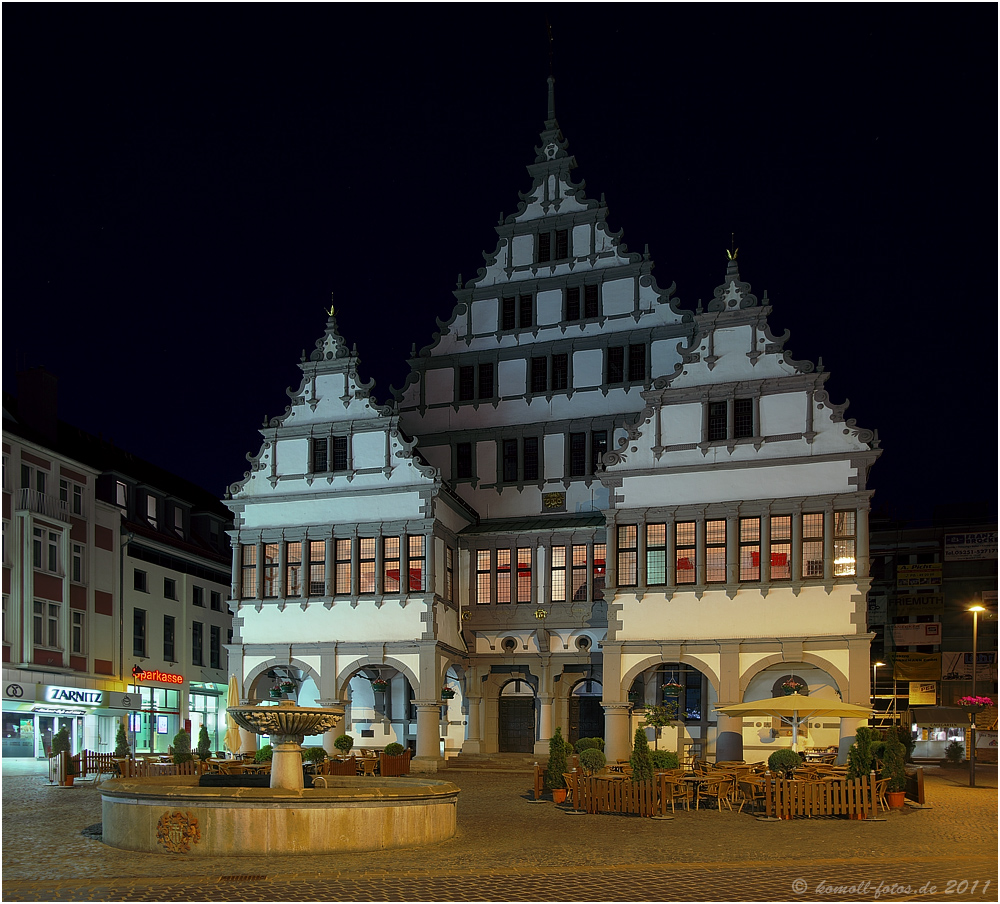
[2,680,101,759]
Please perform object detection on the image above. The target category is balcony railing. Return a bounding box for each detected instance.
[15,489,72,523]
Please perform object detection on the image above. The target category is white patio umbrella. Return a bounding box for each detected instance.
[714,693,873,751]
[223,675,242,755]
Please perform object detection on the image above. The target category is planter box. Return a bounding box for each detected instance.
[380,751,411,777]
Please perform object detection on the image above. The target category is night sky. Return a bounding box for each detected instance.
[4,6,994,520]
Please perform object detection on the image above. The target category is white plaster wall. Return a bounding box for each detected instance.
[352,431,384,464]
[435,601,464,649]
[536,289,562,326]
[712,325,750,360]
[572,349,603,388]
[543,434,564,479]
[511,234,533,267]
[277,438,308,475]
[602,277,633,316]
[239,601,427,644]
[662,402,702,445]
[761,392,804,436]
[650,339,682,380]
[499,359,526,397]
[421,444,450,479]
[471,298,498,334]
[238,491,426,530]
[572,224,590,258]
[615,584,859,642]
[425,368,454,406]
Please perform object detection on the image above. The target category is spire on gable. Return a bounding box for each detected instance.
[302,306,351,371]
[708,252,761,312]
[530,76,573,172]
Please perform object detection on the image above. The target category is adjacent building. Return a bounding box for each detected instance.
[226,78,882,769]
[2,369,233,759]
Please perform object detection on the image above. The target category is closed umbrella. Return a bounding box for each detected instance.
[224,675,242,755]
[714,693,873,751]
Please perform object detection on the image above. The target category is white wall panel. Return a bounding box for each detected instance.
[536,289,563,325]
[472,298,498,334]
[602,277,634,316]
[499,359,526,397]
[572,349,603,388]
[425,367,454,405]
[662,402,702,445]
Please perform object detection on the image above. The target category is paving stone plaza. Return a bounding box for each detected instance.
[1,759,996,902]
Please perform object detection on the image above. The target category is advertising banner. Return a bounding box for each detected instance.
[892,652,941,680]
[908,682,937,705]
[977,731,998,751]
[892,622,943,645]
[896,564,942,588]
[867,594,887,626]
[944,532,998,561]
[941,652,998,682]
[893,593,942,615]
[105,691,143,711]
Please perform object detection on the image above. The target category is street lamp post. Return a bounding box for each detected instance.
[968,605,985,788]
[872,661,885,717]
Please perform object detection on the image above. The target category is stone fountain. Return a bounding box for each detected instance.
[227,700,341,789]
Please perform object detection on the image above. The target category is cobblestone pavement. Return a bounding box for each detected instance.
[2,760,996,902]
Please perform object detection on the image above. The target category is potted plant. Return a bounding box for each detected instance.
[171,729,193,764]
[114,721,131,759]
[943,740,964,767]
[268,684,284,699]
[579,748,606,776]
[661,681,682,698]
[781,679,806,696]
[545,727,569,801]
[380,742,411,776]
[650,749,680,771]
[279,679,295,695]
[956,695,993,711]
[630,727,654,782]
[196,725,212,761]
[51,727,73,786]
[371,678,389,693]
[881,728,907,808]
[767,748,802,779]
[333,734,354,756]
[846,726,878,780]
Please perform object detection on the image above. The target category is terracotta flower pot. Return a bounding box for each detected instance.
[886,790,906,809]
[552,788,567,804]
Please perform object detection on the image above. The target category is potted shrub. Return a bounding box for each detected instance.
[881,728,907,808]
[114,721,131,759]
[579,748,606,776]
[196,725,212,761]
[650,749,680,771]
[171,729,193,765]
[944,740,964,767]
[333,734,354,756]
[380,742,411,776]
[545,727,569,801]
[767,748,802,779]
[629,727,653,783]
[846,726,878,780]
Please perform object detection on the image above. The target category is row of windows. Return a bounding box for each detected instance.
[615,511,857,587]
[239,536,430,599]
[133,570,222,609]
[456,430,608,482]
[133,609,223,668]
[475,542,606,604]
[115,481,187,537]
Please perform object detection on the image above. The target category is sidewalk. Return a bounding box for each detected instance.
[2,759,996,901]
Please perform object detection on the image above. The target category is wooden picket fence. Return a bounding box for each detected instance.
[115,759,204,778]
[563,772,676,817]
[80,750,117,779]
[764,775,876,819]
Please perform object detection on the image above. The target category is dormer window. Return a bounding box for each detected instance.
[537,228,569,263]
[146,494,158,528]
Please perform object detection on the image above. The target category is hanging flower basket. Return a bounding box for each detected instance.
[782,681,805,696]
[279,681,295,693]
[628,691,642,703]
[268,687,283,699]
[661,682,682,697]
[441,687,456,699]
[371,679,390,693]
[956,695,993,711]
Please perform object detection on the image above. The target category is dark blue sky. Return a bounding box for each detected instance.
[4,6,994,519]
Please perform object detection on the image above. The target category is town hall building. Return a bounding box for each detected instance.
[223,79,880,770]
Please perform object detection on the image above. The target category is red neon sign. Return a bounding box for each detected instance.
[132,668,184,685]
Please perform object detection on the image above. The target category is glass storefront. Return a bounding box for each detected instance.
[130,685,181,754]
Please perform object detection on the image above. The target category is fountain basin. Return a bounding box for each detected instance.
[100,775,459,855]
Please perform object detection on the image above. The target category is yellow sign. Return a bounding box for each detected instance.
[892,652,941,681]
[896,564,942,587]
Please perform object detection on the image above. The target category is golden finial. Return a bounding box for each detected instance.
[327,294,336,317]
[726,233,738,260]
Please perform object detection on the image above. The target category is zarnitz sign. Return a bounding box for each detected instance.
[944,532,998,561]
[133,669,184,685]
[44,686,103,705]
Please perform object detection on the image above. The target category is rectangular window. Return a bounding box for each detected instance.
[584,284,599,319]
[211,591,222,611]
[308,540,326,595]
[593,543,606,600]
[551,545,567,601]
[551,354,568,391]
[116,481,128,508]
[458,366,475,402]
[286,542,302,597]
[332,436,348,471]
[359,538,376,593]
[516,548,532,603]
[133,608,147,657]
[240,545,257,598]
[706,519,727,583]
[383,536,400,594]
[334,538,352,594]
[38,601,60,648]
[263,544,279,598]
[408,535,425,591]
[192,621,203,667]
[445,547,454,602]
[566,287,581,321]
[617,525,638,587]
[569,432,587,477]
[770,515,792,580]
[647,523,667,585]
[607,346,625,384]
[739,517,761,581]
[531,357,548,394]
[503,439,518,483]
[519,294,533,329]
[72,611,85,655]
[538,231,551,263]
[193,585,205,607]
[146,494,158,528]
[312,438,328,472]
[734,398,753,438]
[497,549,511,603]
[134,569,148,593]
[210,625,221,670]
[571,544,588,600]
[676,522,696,584]
[73,484,83,516]
[834,510,857,576]
[802,513,824,578]
[708,401,727,441]
[456,442,473,479]
[555,229,568,260]
[32,528,42,569]
[523,437,539,482]
[47,531,59,573]
[592,431,608,473]
[59,478,69,507]
[476,550,491,604]
[173,505,184,537]
[163,615,175,661]
[477,362,494,400]
[628,344,646,383]
[72,543,84,583]
[501,296,516,331]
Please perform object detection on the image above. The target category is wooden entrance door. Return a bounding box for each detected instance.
[498,697,535,752]
[569,696,604,744]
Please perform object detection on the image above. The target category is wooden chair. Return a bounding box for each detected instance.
[696,776,733,810]
[358,757,378,777]
[736,778,767,815]
[659,777,691,813]
[874,777,890,813]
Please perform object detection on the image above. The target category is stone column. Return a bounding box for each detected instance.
[715,641,743,762]
[411,701,444,773]
[604,703,632,762]
[535,693,554,756]
[463,694,483,754]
